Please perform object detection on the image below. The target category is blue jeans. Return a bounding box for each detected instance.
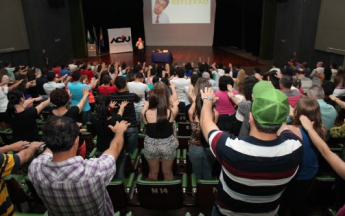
[212,205,222,216]
[115,150,126,179]
[188,144,215,179]
[135,105,143,127]
[124,126,138,154]
[81,110,91,124]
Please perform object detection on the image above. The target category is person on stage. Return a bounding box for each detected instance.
[136,37,145,63]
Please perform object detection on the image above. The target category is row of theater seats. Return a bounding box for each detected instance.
[1,110,345,215]
[0,112,220,215]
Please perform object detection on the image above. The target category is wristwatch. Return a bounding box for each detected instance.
[203,95,213,101]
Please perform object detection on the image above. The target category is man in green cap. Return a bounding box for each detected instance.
[199,83,303,216]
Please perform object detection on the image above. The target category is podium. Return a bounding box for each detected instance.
[151,50,173,63]
[87,44,97,57]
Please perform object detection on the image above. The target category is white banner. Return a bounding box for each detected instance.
[108,28,133,54]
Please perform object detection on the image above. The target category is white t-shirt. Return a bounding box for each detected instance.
[310,67,324,86]
[43,81,65,96]
[0,86,9,113]
[234,94,246,121]
[184,86,191,105]
[68,64,78,70]
[212,69,225,87]
[127,81,150,107]
[209,79,216,87]
[331,69,338,82]
[170,78,190,105]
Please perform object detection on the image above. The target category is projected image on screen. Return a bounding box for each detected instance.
[152,0,211,24]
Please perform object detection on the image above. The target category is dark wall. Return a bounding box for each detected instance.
[0,50,31,66]
[83,0,145,52]
[21,0,73,68]
[273,0,344,68]
[213,0,263,56]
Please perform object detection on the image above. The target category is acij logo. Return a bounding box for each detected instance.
[110,35,131,43]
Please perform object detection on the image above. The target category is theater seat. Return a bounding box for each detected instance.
[177,136,190,150]
[0,128,13,145]
[176,113,187,123]
[191,173,219,211]
[107,172,135,213]
[137,133,145,151]
[307,175,335,208]
[135,173,187,210]
[5,174,32,212]
[324,208,337,216]
[81,132,97,158]
[177,122,192,136]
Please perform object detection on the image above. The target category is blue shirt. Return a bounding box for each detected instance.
[317,99,337,130]
[294,127,318,180]
[60,69,71,76]
[67,82,91,112]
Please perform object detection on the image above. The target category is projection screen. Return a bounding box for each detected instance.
[143,0,216,46]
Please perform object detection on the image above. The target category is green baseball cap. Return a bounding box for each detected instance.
[252,81,274,97]
[252,87,289,127]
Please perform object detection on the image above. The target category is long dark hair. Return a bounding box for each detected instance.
[148,84,170,132]
[7,90,23,119]
[192,78,210,121]
[95,95,110,130]
[243,76,258,101]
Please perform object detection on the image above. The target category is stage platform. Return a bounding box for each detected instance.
[75,46,272,71]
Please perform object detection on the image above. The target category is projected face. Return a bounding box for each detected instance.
[154,0,168,15]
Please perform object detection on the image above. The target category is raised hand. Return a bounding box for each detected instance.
[120,101,129,108]
[299,115,314,132]
[200,87,217,103]
[109,101,117,109]
[108,121,131,134]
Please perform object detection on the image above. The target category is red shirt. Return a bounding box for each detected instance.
[98,85,118,95]
[52,67,61,77]
[81,69,95,82]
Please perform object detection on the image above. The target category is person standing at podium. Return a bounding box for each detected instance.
[136,37,145,63]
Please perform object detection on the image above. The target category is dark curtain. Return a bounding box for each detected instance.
[83,0,145,52]
[213,0,263,56]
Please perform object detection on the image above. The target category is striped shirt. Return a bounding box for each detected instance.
[208,130,303,216]
[109,91,141,127]
[28,153,116,216]
[0,154,20,216]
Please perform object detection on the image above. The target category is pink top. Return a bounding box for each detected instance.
[287,94,301,108]
[338,204,345,216]
[215,90,238,115]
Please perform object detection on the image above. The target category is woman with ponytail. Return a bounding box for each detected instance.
[141,82,179,180]
[7,90,50,142]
